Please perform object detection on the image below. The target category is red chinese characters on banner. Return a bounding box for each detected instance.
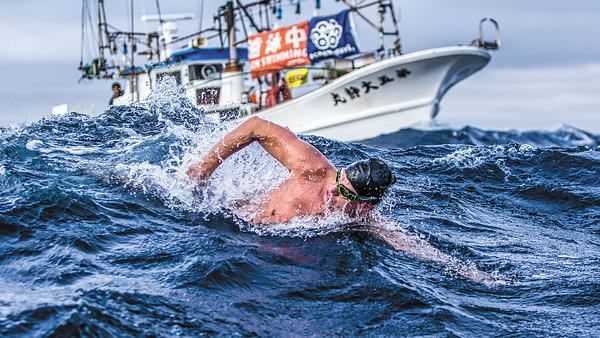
[248,21,310,78]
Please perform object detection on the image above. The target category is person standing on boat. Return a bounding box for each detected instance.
[109,82,124,105]
[186,116,495,285]
[264,72,292,108]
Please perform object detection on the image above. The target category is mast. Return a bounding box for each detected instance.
[97,0,105,60]
[219,0,244,107]
[225,1,240,68]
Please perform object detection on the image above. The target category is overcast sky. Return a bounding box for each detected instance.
[0,0,599,131]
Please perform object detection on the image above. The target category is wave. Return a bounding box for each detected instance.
[1,78,599,336]
[364,124,600,148]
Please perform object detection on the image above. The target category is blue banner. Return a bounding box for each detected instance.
[307,10,360,63]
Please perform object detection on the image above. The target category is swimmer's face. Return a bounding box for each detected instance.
[324,170,374,217]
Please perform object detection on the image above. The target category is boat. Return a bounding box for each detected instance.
[59,0,500,141]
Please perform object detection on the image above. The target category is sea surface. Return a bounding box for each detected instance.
[1,84,599,337]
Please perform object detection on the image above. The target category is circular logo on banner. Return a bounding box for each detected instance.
[310,19,343,50]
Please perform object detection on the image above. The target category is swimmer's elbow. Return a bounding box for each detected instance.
[247,116,265,124]
[245,116,267,139]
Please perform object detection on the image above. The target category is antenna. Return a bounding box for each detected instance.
[155,0,163,24]
[198,0,205,33]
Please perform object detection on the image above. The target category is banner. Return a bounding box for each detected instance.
[248,22,311,78]
[286,68,309,88]
[307,10,360,62]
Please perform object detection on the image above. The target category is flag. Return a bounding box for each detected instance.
[248,22,311,78]
[286,68,309,88]
[307,10,360,63]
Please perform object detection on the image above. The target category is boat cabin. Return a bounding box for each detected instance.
[115,47,247,116]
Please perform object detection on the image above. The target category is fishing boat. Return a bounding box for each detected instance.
[59,0,500,141]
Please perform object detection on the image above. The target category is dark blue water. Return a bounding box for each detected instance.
[1,89,599,336]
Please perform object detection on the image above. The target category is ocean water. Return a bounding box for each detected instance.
[1,83,599,337]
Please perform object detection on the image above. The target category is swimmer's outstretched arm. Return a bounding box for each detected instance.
[187,116,333,182]
[369,226,495,286]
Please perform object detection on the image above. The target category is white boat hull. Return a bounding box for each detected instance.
[257,46,491,141]
[54,46,491,142]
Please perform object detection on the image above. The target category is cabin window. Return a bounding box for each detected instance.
[157,71,181,85]
[189,64,223,81]
[196,87,220,105]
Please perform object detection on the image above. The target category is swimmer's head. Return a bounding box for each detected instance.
[324,158,395,218]
[343,158,395,204]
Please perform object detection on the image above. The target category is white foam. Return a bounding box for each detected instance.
[25,139,44,151]
[96,78,378,239]
[94,80,504,285]
[100,78,292,229]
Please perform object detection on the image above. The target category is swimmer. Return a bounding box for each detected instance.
[187,116,394,224]
[188,117,496,285]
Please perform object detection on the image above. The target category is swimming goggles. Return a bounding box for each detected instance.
[336,170,380,204]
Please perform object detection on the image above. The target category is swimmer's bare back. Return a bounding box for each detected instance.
[187,116,337,223]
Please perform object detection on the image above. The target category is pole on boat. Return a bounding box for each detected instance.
[377,1,385,58]
[219,1,245,107]
[97,0,105,61]
[98,0,109,75]
[130,0,137,102]
[226,1,239,65]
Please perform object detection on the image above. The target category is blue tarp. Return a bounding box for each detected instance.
[170,47,248,63]
[120,66,147,76]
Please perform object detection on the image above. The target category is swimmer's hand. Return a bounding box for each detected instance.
[187,163,212,183]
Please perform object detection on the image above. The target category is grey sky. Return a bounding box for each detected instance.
[1,0,599,131]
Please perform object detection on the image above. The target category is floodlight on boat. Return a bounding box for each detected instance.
[141,14,194,22]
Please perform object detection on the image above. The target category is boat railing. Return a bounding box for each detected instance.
[472,18,501,50]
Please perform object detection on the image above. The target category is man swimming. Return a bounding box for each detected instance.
[187,116,496,285]
[187,116,394,223]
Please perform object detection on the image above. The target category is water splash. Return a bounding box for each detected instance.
[1,78,599,336]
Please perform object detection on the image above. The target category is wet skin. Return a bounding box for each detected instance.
[187,116,372,224]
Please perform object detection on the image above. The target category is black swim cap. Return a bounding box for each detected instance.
[112,82,121,89]
[345,158,396,199]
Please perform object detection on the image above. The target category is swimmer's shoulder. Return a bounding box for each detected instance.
[296,164,336,182]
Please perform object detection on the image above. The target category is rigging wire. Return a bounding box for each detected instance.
[142,0,149,33]
[155,0,163,24]
[80,0,86,66]
[130,0,135,67]
[236,2,249,42]
[154,0,163,59]
[86,0,99,59]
